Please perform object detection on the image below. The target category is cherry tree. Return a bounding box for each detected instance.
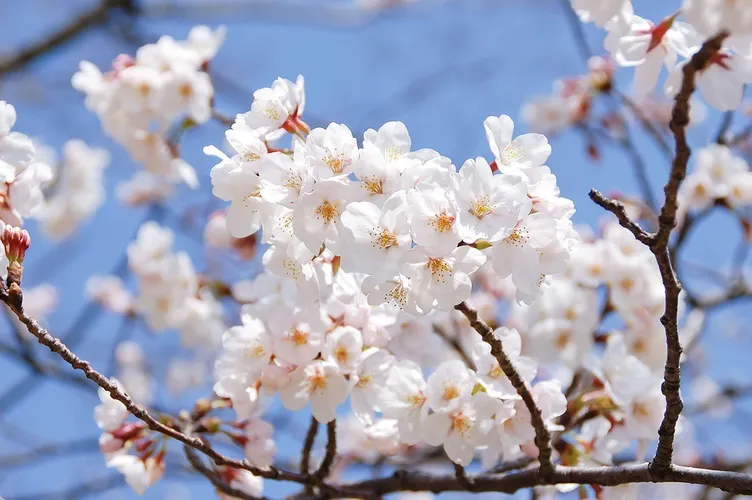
[1,0,752,498]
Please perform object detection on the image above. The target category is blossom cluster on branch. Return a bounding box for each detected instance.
[2,0,752,499]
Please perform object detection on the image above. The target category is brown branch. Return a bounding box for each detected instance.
[0,436,99,468]
[588,189,653,245]
[453,462,477,492]
[716,111,735,144]
[301,417,320,495]
[615,89,674,160]
[433,324,475,369]
[590,32,729,476]
[0,0,137,76]
[314,421,337,481]
[454,301,554,479]
[336,463,752,497]
[650,31,729,475]
[183,423,265,500]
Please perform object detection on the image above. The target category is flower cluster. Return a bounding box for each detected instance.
[576,0,752,111]
[522,56,615,135]
[679,143,752,212]
[0,101,53,227]
[94,380,165,495]
[72,26,227,193]
[201,74,580,468]
[37,140,110,239]
[92,222,227,349]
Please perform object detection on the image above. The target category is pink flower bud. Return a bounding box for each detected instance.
[111,422,146,442]
[135,438,155,454]
[230,433,248,447]
[99,433,125,454]
[2,225,30,263]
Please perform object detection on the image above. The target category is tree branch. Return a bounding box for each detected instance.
[314,421,337,481]
[454,301,554,479]
[650,31,729,475]
[588,189,653,245]
[301,417,320,495]
[183,423,266,500]
[335,462,752,497]
[0,0,137,75]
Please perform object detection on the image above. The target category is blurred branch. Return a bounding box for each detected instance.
[0,0,137,76]
[0,436,99,469]
[433,324,474,369]
[557,0,592,61]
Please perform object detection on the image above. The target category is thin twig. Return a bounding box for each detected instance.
[716,111,735,144]
[183,423,266,500]
[588,189,653,245]
[615,90,674,159]
[0,0,137,75]
[301,417,320,495]
[454,301,554,479]
[314,421,337,481]
[453,462,477,492]
[433,324,475,369]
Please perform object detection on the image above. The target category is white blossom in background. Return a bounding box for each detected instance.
[0,101,53,226]
[38,140,110,239]
[72,26,226,192]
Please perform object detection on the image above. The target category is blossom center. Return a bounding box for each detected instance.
[309,371,328,392]
[632,402,650,418]
[283,173,303,191]
[374,229,398,250]
[243,151,261,162]
[316,201,340,223]
[470,195,493,219]
[505,228,529,246]
[429,212,455,233]
[334,345,350,364]
[384,145,402,161]
[442,383,460,402]
[426,258,451,281]
[291,328,309,346]
[450,411,472,434]
[356,375,372,389]
[264,104,280,121]
[324,152,348,174]
[246,345,266,358]
[501,142,523,164]
[387,281,409,307]
[179,83,193,99]
[363,177,383,194]
[554,331,571,349]
[407,393,426,408]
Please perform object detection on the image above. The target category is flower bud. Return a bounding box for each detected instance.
[230,433,248,447]
[99,433,125,454]
[111,422,146,442]
[2,225,30,264]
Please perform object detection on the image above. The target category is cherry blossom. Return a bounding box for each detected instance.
[280,361,349,423]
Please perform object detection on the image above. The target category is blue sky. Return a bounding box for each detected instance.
[0,0,750,498]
